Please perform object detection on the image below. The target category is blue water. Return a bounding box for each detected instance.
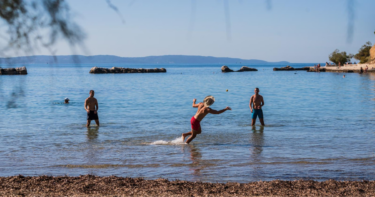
[0,63,375,183]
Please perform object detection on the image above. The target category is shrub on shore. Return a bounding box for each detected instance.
[329,49,353,65]
[354,41,372,63]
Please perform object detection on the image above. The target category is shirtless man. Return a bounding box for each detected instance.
[84,90,99,127]
[182,95,231,144]
[250,88,265,126]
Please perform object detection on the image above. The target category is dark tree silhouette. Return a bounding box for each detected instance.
[0,0,85,56]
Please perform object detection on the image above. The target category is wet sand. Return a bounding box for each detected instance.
[0,175,374,196]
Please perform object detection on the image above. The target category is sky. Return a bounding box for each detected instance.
[9,0,375,63]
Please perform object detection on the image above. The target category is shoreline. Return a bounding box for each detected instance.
[0,175,374,196]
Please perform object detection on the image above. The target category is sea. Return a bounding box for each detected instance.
[0,63,374,183]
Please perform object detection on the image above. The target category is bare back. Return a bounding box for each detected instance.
[85,97,98,111]
[194,103,210,121]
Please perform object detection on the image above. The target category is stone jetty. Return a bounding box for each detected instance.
[89,67,166,74]
[0,66,27,75]
[308,64,375,73]
[273,65,310,71]
[221,65,257,72]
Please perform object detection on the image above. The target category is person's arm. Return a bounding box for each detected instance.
[261,96,264,107]
[84,99,89,112]
[249,96,253,112]
[192,99,200,108]
[207,107,231,114]
[95,99,99,112]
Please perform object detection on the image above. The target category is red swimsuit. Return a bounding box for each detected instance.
[190,116,201,130]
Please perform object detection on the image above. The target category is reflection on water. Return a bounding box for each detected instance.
[250,126,265,180]
[86,127,99,174]
[188,145,202,176]
[250,126,264,160]
[181,145,202,177]
[87,127,99,141]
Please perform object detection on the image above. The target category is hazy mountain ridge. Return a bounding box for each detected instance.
[0,55,289,65]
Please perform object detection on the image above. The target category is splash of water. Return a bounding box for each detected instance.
[151,137,185,145]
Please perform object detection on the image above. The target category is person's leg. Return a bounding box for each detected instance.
[94,119,100,127]
[251,110,257,126]
[259,119,265,126]
[86,120,91,127]
[182,130,192,141]
[186,129,200,144]
[251,119,256,126]
[258,109,264,126]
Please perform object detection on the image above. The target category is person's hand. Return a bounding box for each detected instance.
[193,99,196,103]
[226,107,232,110]
[86,109,90,113]
[251,109,253,113]
[94,110,97,114]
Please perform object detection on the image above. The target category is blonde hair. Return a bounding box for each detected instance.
[203,95,215,107]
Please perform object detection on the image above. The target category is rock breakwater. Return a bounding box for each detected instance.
[0,66,27,75]
[221,65,257,72]
[90,67,166,74]
[273,65,310,71]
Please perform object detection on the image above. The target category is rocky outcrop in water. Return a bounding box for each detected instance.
[273,65,310,71]
[221,65,257,72]
[238,66,257,72]
[0,66,27,75]
[89,67,166,74]
[221,65,234,72]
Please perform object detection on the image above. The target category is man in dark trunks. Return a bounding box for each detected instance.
[84,90,99,127]
[182,95,231,144]
[250,87,265,126]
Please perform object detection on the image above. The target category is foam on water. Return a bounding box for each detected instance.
[150,137,185,145]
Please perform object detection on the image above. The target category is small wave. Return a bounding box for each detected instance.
[151,137,185,145]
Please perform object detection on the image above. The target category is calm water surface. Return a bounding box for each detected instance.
[0,64,375,182]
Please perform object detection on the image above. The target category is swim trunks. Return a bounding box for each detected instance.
[190,116,201,130]
[87,110,99,120]
[252,109,263,119]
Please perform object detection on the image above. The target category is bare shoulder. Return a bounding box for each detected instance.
[250,95,254,100]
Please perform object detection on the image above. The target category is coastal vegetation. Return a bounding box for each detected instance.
[354,41,372,63]
[328,49,353,65]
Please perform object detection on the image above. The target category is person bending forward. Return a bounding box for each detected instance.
[250,87,265,126]
[85,90,99,127]
[182,95,231,144]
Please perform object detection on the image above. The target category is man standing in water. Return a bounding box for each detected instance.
[182,96,231,144]
[85,90,99,127]
[250,88,265,126]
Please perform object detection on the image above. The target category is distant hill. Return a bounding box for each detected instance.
[0,55,289,65]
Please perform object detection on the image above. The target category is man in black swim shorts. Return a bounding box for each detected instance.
[84,90,99,127]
